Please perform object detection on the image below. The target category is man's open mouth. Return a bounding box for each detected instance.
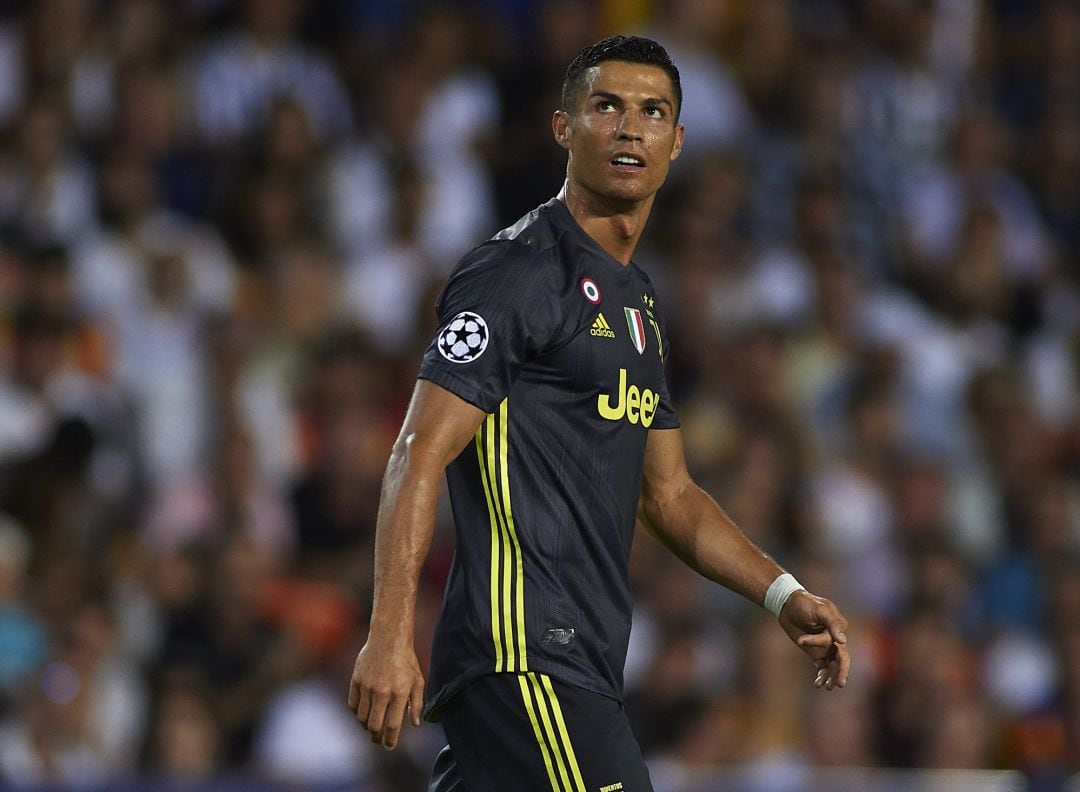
[611,155,645,169]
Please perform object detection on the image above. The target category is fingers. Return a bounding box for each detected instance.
[350,683,372,728]
[814,653,839,690]
[380,693,412,750]
[819,606,848,646]
[349,676,424,749]
[410,676,425,727]
[816,603,850,690]
[797,632,834,650]
[364,686,389,744]
[834,637,852,687]
[809,639,852,691]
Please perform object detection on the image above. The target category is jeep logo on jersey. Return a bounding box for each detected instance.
[624,307,647,354]
[597,368,658,427]
[437,311,489,363]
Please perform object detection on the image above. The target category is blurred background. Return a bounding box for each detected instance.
[0,0,1077,790]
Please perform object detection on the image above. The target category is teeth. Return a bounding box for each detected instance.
[614,156,643,166]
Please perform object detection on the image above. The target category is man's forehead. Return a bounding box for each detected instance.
[582,60,676,100]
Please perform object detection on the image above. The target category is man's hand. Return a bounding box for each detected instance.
[347,638,426,750]
[778,590,851,690]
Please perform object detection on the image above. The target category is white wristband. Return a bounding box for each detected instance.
[764,573,805,619]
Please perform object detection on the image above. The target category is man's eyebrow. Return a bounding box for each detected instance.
[589,91,674,109]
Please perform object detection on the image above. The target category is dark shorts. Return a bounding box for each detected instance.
[428,671,653,792]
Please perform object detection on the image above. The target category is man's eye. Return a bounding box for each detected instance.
[645,107,663,118]
[597,101,615,111]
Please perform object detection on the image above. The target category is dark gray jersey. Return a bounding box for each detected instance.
[418,198,678,718]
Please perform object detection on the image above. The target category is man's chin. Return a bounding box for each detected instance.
[597,181,655,208]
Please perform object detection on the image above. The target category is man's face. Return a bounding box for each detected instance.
[554,60,684,207]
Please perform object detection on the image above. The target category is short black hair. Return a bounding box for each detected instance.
[562,35,682,120]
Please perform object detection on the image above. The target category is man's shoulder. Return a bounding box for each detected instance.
[451,199,576,283]
[489,197,565,250]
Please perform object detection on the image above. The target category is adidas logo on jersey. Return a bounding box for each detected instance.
[590,313,616,338]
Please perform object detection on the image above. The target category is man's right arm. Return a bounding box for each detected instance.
[347,379,486,750]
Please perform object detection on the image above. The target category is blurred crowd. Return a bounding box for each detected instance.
[0,0,1077,790]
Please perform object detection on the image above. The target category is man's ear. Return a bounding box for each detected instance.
[670,123,685,162]
[552,109,571,151]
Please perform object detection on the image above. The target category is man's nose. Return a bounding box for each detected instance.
[617,112,643,140]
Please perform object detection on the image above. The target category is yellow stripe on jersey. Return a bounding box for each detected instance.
[484,412,515,671]
[539,674,586,792]
[527,673,575,792]
[477,400,528,673]
[499,398,529,671]
[518,674,564,791]
[475,427,504,671]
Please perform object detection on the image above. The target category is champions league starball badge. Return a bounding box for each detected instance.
[437,311,490,363]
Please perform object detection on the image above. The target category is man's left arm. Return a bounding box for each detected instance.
[637,427,851,690]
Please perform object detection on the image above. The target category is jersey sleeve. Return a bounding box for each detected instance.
[418,242,562,413]
[650,371,680,430]
[651,299,679,430]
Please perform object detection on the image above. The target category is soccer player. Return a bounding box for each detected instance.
[348,35,851,790]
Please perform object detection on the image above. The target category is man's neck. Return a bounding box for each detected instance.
[557,181,654,266]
